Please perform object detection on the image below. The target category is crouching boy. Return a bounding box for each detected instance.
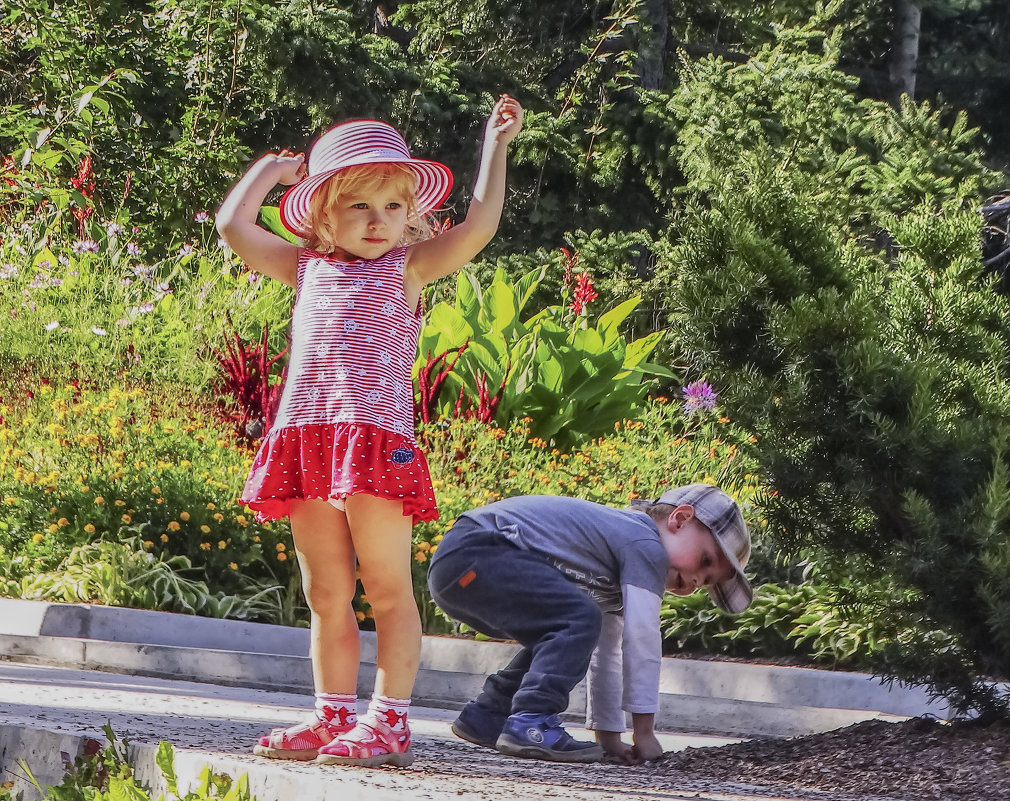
[426,484,753,764]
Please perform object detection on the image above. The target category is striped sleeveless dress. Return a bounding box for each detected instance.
[240,246,438,523]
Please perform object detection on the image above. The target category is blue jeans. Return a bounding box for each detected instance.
[427,523,602,717]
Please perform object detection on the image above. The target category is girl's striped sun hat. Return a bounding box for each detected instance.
[278,120,454,237]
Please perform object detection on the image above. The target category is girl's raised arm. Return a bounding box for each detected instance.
[216,152,306,287]
[404,94,523,295]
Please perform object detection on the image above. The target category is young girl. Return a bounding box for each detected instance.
[216,94,523,768]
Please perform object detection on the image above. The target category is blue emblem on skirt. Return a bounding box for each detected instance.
[390,446,415,465]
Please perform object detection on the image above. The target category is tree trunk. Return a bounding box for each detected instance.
[889,0,921,104]
[636,0,669,90]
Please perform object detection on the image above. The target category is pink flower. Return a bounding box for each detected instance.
[568,272,598,315]
[194,211,210,223]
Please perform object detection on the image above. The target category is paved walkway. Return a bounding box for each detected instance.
[1,661,803,801]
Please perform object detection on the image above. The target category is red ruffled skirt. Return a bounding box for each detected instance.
[241,422,439,524]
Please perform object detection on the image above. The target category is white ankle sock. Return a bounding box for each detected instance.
[367,694,410,732]
[315,692,357,728]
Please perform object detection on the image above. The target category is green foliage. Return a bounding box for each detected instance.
[21,725,255,801]
[3,540,286,621]
[661,30,1010,714]
[0,212,293,384]
[417,267,672,446]
[660,578,951,669]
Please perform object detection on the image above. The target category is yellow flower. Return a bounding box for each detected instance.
[152,487,161,495]
[414,551,427,563]
[32,533,44,544]
[213,513,224,522]
[205,502,216,510]
[84,523,96,534]
[47,524,59,533]
[160,533,169,542]
[94,496,105,505]
[114,499,126,507]
[229,562,238,570]
[217,540,227,550]
[143,540,153,549]
[121,514,132,524]
[276,542,286,552]
[277,552,287,561]
[252,535,261,543]
[58,518,69,527]
[200,525,211,534]
[355,611,366,622]
[180,511,190,521]
[180,460,191,468]
[167,521,181,531]
[236,515,248,526]
[200,542,211,551]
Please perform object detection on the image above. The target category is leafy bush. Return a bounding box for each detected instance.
[0,378,296,600]
[417,266,672,446]
[3,539,287,621]
[661,25,1010,716]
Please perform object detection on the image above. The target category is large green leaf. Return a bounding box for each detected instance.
[258,206,299,244]
[455,271,482,320]
[597,297,642,347]
[478,279,520,335]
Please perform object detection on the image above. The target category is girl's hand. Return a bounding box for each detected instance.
[265,150,307,186]
[487,93,524,146]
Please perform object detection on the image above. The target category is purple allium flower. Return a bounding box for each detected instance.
[682,380,718,414]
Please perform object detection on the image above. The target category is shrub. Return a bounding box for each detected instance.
[416,265,673,447]
[661,29,1010,716]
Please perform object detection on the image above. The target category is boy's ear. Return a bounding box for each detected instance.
[667,504,696,531]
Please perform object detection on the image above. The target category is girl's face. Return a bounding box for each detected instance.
[325,183,411,260]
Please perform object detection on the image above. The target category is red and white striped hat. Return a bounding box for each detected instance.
[278,120,454,237]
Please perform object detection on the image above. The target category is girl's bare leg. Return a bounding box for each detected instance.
[289,498,360,693]
[344,493,420,699]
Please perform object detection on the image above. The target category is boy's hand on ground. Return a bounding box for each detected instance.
[596,731,638,765]
[632,731,664,762]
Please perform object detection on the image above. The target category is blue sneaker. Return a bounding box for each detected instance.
[495,712,603,763]
[451,701,508,749]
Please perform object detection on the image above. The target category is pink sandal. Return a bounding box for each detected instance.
[315,718,414,768]
[253,716,354,761]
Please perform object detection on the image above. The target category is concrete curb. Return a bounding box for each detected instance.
[0,599,953,738]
